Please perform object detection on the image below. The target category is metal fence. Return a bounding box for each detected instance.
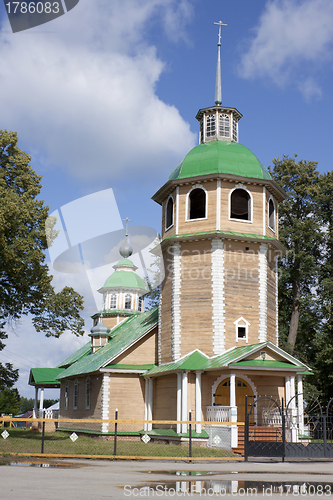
[245,395,333,461]
[0,414,244,461]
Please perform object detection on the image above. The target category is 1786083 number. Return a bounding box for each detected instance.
[6,2,60,14]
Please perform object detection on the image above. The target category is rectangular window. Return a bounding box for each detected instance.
[73,379,78,410]
[65,382,69,410]
[237,327,246,339]
[86,378,90,409]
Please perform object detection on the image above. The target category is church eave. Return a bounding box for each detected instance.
[161,230,287,254]
[152,173,286,206]
[195,105,243,122]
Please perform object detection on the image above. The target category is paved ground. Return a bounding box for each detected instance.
[1,458,333,499]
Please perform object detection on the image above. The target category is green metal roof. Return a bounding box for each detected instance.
[29,368,64,387]
[169,141,272,181]
[57,341,92,369]
[230,360,299,369]
[102,270,146,290]
[103,363,155,370]
[57,308,158,380]
[145,342,309,376]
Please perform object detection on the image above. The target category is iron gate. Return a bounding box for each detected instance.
[245,395,333,461]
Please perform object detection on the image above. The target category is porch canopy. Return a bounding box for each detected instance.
[28,368,64,417]
[143,342,311,434]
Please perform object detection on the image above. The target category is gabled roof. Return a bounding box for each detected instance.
[57,308,158,380]
[29,368,64,387]
[145,342,310,377]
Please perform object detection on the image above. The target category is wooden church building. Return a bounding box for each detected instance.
[29,22,310,448]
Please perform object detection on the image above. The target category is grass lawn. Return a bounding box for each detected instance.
[0,428,236,458]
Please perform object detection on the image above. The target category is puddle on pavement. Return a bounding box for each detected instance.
[0,460,87,468]
[129,480,333,496]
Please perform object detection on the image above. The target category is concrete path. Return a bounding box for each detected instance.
[1,458,333,499]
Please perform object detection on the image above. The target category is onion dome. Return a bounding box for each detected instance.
[99,259,146,294]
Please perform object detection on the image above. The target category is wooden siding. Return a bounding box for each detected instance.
[153,374,177,427]
[224,241,260,349]
[103,315,129,329]
[59,375,103,430]
[160,249,174,363]
[179,240,214,356]
[108,373,145,431]
[267,249,278,344]
[113,327,158,365]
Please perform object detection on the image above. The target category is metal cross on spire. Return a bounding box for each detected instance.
[214,20,227,106]
[122,217,132,237]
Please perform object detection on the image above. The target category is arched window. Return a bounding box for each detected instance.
[206,113,216,137]
[219,114,230,138]
[73,379,78,410]
[230,188,251,221]
[86,377,90,409]
[166,197,174,229]
[124,293,132,310]
[268,199,275,230]
[188,188,206,220]
[110,294,117,309]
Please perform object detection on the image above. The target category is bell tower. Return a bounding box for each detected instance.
[152,21,286,364]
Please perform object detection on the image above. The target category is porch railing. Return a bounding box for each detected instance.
[206,406,231,422]
[38,409,59,419]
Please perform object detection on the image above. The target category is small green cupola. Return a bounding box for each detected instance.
[89,314,111,353]
[96,222,148,321]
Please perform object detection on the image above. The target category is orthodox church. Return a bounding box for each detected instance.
[29,22,310,449]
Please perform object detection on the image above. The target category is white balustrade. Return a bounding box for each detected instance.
[206,406,231,422]
[38,409,59,419]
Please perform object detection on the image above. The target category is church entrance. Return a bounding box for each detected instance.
[215,377,254,421]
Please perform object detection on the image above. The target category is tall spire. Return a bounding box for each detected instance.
[214,20,227,106]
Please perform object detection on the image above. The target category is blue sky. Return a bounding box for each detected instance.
[1,0,332,398]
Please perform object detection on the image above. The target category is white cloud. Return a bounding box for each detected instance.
[0,0,196,182]
[238,0,333,99]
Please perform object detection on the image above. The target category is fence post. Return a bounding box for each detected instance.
[244,396,248,462]
[323,415,327,458]
[41,410,45,454]
[281,398,285,463]
[188,410,192,461]
[113,408,118,457]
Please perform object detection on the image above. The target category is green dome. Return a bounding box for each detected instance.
[169,141,271,181]
[103,270,146,290]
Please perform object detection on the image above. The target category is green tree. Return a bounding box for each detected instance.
[0,130,85,388]
[0,388,20,415]
[270,155,322,354]
[18,397,35,413]
[311,171,333,402]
